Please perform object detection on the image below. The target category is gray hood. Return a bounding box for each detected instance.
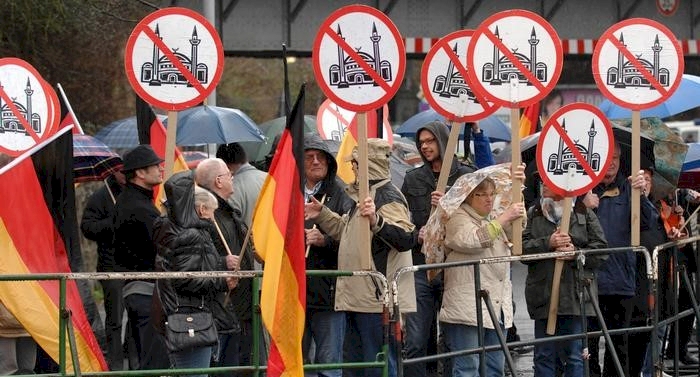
[163,170,208,229]
[415,121,450,165]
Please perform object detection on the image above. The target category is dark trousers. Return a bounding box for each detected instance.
[587,295,633,377]
[123,293,169,370]
[666,273,696,357]
[100,279,125,370]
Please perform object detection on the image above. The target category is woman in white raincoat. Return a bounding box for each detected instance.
[422,163,526,377]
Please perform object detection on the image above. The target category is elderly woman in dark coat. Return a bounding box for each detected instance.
[153,171,233,376]
[522,183,608,377]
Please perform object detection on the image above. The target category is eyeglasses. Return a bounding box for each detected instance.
[304,152,327,163]
[418,137,437,147]
[472,192,496,199]
[217,171,233,179]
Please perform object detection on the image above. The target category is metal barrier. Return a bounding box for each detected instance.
[0,269,394,377]
[391,239,700,377]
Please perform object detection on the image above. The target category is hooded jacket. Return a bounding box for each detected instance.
[316,139,416,313]
[153,172,232,328]
[303,134,354,310]
[401,121,475,264]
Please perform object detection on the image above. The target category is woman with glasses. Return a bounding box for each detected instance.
[425,163,525,377]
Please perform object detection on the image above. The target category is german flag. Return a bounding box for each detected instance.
[335,109,381,184]
[518,102,541,139]
[135,95,188,207]
[0,127,107,372]
[252,85,306,377]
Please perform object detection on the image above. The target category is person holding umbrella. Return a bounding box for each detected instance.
[522,181,608,377]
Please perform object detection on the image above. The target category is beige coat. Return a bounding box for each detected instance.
[439,204,514,329]
[317,179,416,314]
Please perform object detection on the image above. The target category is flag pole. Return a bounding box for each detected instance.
[56,83,84,134]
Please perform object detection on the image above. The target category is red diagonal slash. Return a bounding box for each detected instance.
[137,23,208,95]
[327,104,353,128]
[324,24,393,93]
[437,38,496,113]
[0,86,41,143]
[483,27,548,92]
[607,33,669,97]
[550,118,599,179]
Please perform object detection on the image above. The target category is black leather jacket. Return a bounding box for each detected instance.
[153,171,236,332]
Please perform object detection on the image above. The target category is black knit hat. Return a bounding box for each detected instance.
[121,144,164,172]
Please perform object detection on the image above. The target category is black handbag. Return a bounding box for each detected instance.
[164,296,218,353]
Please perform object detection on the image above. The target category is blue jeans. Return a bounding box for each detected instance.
[344,312,396,377]
[302,309,346,377]
[641,325,666,377]
[404,270,442,377]
[216,319,266,376]
[169,345,213,377]
[441,322,505,377]
[534,316,584,377]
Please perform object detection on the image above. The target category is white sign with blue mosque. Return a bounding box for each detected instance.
[125,8,223,110]
[421,30,497,121]
[313,5,405,112]
[592,19,683,109]
[536,104,614,196]
[0,62,52,155]
[467,10,562,108]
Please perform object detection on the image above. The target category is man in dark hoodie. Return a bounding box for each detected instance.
[302,133,354,377]
[401,121,475,377]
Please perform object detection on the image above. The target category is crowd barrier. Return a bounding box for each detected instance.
[391,236,700,377]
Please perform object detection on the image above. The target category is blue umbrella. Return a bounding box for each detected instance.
[395,108,511,142]
[165,105,265,146]
[95,115,165,149]
[598,74,700,119]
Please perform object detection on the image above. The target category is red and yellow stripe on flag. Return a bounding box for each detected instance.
[136,96,188,207]
[252,85,306,377]
[0,127,107,372]
[518,103,540,139]
[336,110,380,184]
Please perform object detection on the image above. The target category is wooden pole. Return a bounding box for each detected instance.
[164,110,178,181]
[432,121,463,211]
[546,166,575,335]
[305,194,327,258]
[510,78,523,255]
[356,112,372,270]
[631,110,641,247]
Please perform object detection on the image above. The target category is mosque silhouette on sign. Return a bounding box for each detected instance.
[605,33,669,89]
[481,26,548,86]
[0,78,41,135]
[328,23,393,88]
[431,43,479,102]
[546,119,601,175]
[140,25,209,87]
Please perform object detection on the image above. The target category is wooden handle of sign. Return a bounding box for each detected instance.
[432,121,463,212]
[631,110,641,247]
[164,110,178,181]
[546,196,573,335]
[356,112,372,270]
[213,218,233,256]
[510,107,523,255]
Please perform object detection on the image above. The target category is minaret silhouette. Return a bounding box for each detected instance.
[24,78,35,132]
[371,23,382,86]
[0,81,3,128]
[150,24,162,86]
[336,25,348,88]
[587,120,597,166]
[615,33,626,88]
[189,26,201,86]
[440,43,459,97]
[555,119,566,174]
[652,34,662,86]
[491,26,502,85]
[528,27,540,85]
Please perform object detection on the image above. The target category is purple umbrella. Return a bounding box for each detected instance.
[73,134,122,183]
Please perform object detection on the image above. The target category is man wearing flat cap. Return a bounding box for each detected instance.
[112,144,169,370]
